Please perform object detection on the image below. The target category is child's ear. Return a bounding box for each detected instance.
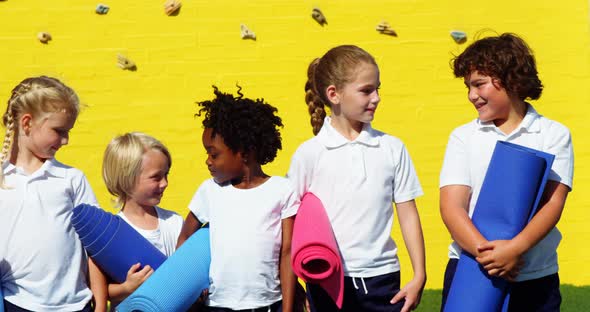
[20,113,34,135]
[326,85,340,105]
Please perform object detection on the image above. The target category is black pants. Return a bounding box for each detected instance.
[4,300,92,312]
[441,258,561,312]
[307,272,406,312]
[206,300,282,312]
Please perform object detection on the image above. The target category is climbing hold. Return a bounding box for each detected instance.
[164,0,181,16]
[311,7,327,26]
[240,24,256,40]
[376,21,397,37]
[96,3,109,14]
[37,32,52,44]
[117,54,136,70]
[450,30,467,44]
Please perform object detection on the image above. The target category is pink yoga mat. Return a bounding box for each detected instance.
[291,192,343,308]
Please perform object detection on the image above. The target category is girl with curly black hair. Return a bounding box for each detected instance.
[177,86,299,312]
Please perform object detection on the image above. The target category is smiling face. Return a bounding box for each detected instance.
[21,109,76,162]
[202,128,245,184]
[127,149,170,209]
[464,70,513,123]
[328,62,381,128]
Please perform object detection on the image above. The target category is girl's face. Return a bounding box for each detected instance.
[202,128,245,184]
[128,149,170,209]
[464,70,513,123]
[22,110,76,161]
[330,62,381,126]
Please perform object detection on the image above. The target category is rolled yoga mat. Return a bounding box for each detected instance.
[444,141,555,312]
[117,227,211,312]
[0,271,4,312]
[291,192,344,308]
[72,204,167,284]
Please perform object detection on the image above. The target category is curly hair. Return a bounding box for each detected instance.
[196,86,283,165]
[452,33,543,101]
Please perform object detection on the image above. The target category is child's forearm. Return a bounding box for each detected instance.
[440,185,487,256]
[88,258,108,312]
[108,282,133,302]
[280,253,296,312]
[396,200,426,282]
[177,212,202,248]
[511,181,569,254]
[280,217,295,312]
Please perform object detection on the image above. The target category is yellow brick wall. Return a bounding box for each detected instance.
[1,0,588,289]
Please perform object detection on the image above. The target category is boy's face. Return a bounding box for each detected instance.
[464,70,513,123]
[202,128,245,184]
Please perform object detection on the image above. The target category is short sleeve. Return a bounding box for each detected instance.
[188,180,212,223]
[545,124,574,190]
[281,184,300,219]
[440,129,471,188]
[286,146,312,200]
[72,172,99,207]
[392,144,424,203]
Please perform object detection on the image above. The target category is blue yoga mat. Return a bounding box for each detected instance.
[117,227,211,312]
[0,271,4,312]
[444,141,555,312]
[72,204,167,284]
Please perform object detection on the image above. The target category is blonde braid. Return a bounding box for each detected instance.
[305,58,327,135]
[0,102,15,188]
[305,89,326,135]
[1,113,14,162]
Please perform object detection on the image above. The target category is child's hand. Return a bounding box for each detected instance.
[187,289,209,312]
[390,276,425,312]
[123,263,154,294]
[476,240,523,281]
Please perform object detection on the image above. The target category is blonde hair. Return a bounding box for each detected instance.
[102,132,172,208]
[1,76,80,188]
[305,45,377,135]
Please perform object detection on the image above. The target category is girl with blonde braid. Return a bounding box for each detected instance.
[0,76,104,311]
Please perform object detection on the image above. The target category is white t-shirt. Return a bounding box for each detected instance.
[0,159,98,311]
[287,117,424,278]
[118,206,183,257]
[189,176,299,310]
[440,104,574,282]
[110,206,183,310]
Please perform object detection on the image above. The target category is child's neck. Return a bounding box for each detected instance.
[12,142,47,175]
[494,100,528,135]
[329,115,364,141]
[121,201,159,230]
[231,164,269,190]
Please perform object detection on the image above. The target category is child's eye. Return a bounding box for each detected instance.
[54,129,69,136]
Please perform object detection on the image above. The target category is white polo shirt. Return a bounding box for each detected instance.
[287,117,423,278]
[0,158,98,311]
[189,176,299,310]
[440,104,574,282]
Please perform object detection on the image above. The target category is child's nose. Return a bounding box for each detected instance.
[372,91,380,103]
[468,87,479,103]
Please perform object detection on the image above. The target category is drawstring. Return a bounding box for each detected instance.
[352,277,369,295]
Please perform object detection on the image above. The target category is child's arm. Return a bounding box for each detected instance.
[177,211,203,248]
[108,263,154,302]
[440,185,488,256]
[88,258,108,312]
[476,181,569,278]
[390,200,426,312]
[280,216,296,312]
